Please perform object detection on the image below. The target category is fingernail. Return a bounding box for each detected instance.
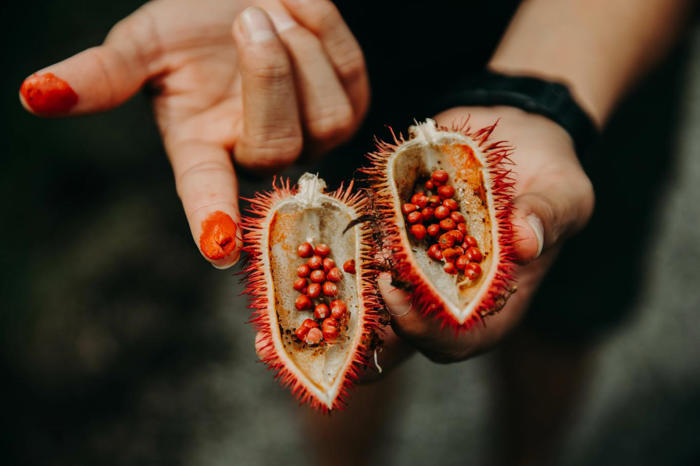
[199,211,240,264]
[267,9,298,32]
[239,7,276,43]
[526,213,544,258]
[20,72,78,115]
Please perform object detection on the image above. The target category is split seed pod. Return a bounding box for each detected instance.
[242,173,381,411]
[365,119,516,329]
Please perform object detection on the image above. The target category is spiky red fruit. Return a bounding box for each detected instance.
[242,173,382,411]
[364,118,516,329]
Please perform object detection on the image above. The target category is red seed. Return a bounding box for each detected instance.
[466,247,483,262]
[464,235,478,248]
[444,262,458,274]
[293,278,307,291]
[330,300,347,319]
[294,326,308,341]
[455,255,469,270]
[428,195,442,206]
[465,263,482,280]
[305,327,323,345]
[297,264,311,278]
[308,255,323,269]
[450,211,465,223]
[315,243,331,257]
[295,294,312,310]
[310,269,326,283]
[314,303,330,320]
[414,193,429,208]
[322,257,335,272]
[297,242,313,258]
[428,244,443,261]
[327,267,343,282]
[410,224,427,240]
[307,283,321,298]
[439,233,456,249]
[301,286,308,295]
[322,282,338,297]
[421,207,435,222]
[407,211,423,224]
[443,247,464,261]
[435,205,450,220]
[296,319,319,341]
[427,224,441,237]
[439,218,456,231]
[343,259,356,274]
[448,229,464,244]
[431,170,449,185]
[322,318,339,340]
[424,179,435,190]
[443,198,459,211]
[402,203,417,215]
[457,223,468,235]
[438,185,455,199]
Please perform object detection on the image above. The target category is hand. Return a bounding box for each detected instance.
[19,0,369,268]
[363,105,595,379]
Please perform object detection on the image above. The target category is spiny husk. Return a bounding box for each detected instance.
[241,175,383,411]
[363,119,516,330]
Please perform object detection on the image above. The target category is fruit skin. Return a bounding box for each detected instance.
[363,119,516,330]
[241,175,383,411]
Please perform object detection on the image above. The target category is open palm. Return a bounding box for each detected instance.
[20,0,369,268]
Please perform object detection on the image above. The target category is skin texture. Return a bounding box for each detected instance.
[19,0,369,269]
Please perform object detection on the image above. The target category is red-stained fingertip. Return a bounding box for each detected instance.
[20,72,78,115]
[199,211,239,261]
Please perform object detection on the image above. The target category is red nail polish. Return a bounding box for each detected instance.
[20,72,78,115]
[199,211,238,260]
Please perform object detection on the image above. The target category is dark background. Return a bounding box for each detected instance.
[3,1,700,465]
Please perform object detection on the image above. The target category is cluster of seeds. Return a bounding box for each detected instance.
[402,170,484,280]
[292,241,356,346]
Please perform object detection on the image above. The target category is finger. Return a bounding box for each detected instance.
[280,0,369,120]
[232,7,303,172]
[378,272,434,342]
[19,6,159,116]
[261,2,355,152]
[378,272,481,363]
[166,138,242,269]
[511,177,594,263]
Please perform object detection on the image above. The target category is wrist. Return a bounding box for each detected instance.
[433,72,599,166]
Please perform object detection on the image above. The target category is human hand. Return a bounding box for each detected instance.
[362,105,595,379]
[19,0,369,268]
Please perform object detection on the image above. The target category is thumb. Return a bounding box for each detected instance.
[511,181,594,263]
[19,7,158,116]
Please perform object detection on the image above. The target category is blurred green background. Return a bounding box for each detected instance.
[2,2,699,465]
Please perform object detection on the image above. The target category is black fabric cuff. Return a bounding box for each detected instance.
[431,71,599,167]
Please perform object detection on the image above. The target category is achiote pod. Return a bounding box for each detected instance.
[242,173,382,411]
[365,119,516,329]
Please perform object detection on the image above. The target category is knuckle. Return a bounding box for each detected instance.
[307,105,355,141]
[333,48,366,81]
[249,60,292,83]
[316,1,342,30]
[175,159,232,190]
[240,132,303,168]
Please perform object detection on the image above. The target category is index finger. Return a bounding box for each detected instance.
[165,138,242,269]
